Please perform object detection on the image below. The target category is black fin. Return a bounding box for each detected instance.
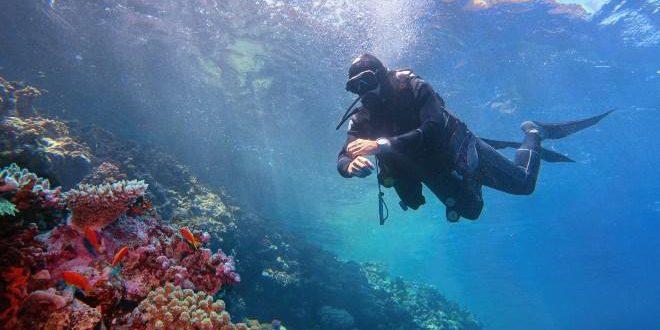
[539,148,575,163]
[481,138,575,163]
[534,109,614,140]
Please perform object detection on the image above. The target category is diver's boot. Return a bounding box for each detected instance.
[521,110,614,140]
[446,208,460,222]
[520,121,546,139]
[445,198,461,222]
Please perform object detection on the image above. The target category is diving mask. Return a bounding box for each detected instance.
[345,70,380,95]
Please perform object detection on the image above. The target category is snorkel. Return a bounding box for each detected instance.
[335,69,382,130]
[336,95,363,130]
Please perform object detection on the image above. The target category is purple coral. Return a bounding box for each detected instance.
[39,215,239,304]
[65,180,148,230]
[117,222,240,299]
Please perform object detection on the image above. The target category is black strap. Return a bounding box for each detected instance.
[376,158,389,225]
[336,96,362,130]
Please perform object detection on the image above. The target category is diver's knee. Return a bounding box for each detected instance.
[507,181,536,195]
[517,183,536,195]
[451,198,483,220]
[460,203,483,220]
[401,195,425,210]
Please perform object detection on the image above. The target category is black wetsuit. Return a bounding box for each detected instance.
[337,70,542,220]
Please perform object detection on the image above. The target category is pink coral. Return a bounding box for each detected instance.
[114,218,240,299]
[65,180,148,230]
[38,215,238,304]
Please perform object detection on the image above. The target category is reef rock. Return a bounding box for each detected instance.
[318,306,355,329]
[17,290,103,330]
[0,115,93,188]
[0,76,42,117]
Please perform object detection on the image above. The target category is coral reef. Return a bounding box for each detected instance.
[1,163,63,211]
[318,305,355,329]
[81,161,127,185]
[65,179,148,229]
[0,163,65,232]
[0,76,42,117]
[75,125,239,238]
[0,86,479,329]
[17,288,103,330]
[0,267,29,329]
[362,262,481,330]
[0,169,240,328]
[128,283,241,330]
[0,115,93,188]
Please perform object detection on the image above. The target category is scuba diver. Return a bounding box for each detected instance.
[336,53,612,222]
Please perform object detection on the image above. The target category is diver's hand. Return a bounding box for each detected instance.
[347,139,379,158]
[347,156,375,178]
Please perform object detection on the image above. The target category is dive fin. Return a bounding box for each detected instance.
[481,138,575,163]
[532,109,614,140]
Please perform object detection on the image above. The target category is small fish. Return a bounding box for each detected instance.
[111,246,129,267]
[179,227,201,250]
[84,228,101,254]
[62,271,92,293]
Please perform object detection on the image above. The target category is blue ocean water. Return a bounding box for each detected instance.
[1,0,658,328]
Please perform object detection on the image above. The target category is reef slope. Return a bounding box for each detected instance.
[0,77,479,329]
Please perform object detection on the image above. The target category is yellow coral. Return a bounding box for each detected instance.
[134,284,238,330]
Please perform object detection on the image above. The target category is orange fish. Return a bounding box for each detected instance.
[179,227,201,250]
[62,271,92,292]
[84,228,101,254]
[111,246,129,267]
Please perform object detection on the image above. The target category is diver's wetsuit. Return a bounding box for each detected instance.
[337,70,542,220]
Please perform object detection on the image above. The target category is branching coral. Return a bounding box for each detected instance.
[39,214,240,315]
[130,283,251,330]
[118,221,240,299]
[0,164,64,233]
[66,180,148,229]
[0,163,63,212]
[0,197,18,216]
